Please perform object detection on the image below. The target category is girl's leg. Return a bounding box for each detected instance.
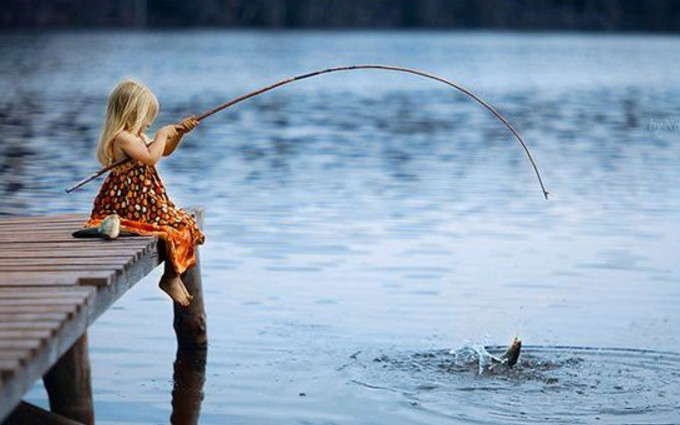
[159,260,194,306]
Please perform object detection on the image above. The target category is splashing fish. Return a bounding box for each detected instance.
[492,337,522,368]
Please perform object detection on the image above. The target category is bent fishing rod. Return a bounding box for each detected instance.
[65,64,549,199]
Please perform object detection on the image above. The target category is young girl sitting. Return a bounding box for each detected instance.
[83,78,205,307]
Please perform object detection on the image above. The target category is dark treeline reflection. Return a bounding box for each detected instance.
[2,0,679,32]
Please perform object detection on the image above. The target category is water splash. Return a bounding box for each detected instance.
[448,337,521,374]
[342,346,680,424]
[449,343,499,375]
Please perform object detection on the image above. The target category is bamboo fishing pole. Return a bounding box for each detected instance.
[65,64,549,198]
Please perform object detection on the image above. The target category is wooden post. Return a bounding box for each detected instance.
[42,333,94,425]
[173,207,208,348]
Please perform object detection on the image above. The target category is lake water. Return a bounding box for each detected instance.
[1,31,679,424]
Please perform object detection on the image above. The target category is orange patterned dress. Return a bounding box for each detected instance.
[83,160,205,275]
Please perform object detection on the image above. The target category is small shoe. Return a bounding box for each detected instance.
[99,214,121,240]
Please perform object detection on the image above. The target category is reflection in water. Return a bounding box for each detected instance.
[171,348,207,425]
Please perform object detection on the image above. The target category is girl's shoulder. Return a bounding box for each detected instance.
[112,131,146,162]
[114,130,145,147]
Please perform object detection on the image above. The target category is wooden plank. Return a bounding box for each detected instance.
[0,214,86,224]
[0,350,32,361]
[0,218,86,225]
[0,227,84,232]
[0,259,132,267]
[0,224,82,230]
[0,220,85,225]
[0,330,53,340]
[0,242,151,250]
[0,291,88,298]
[0,249,152,259]
[0,253,146,263]
[0,299,92,307]
[0,287,92,295]
[0,339,44,353]
[0,287,91,379]
[0,271,115,287]
[0,322,65,332]
[0,238,152,244]
[0,235,150,242]
[0,211,168,422]
[0,306,77,315]
[0,266,126,273]
[0,225,88,231]
[0,239,154,247]
[0,231,83,237]
[0,290,92,298]
[0,287,97,296]
[0,247,151,259]
[0,252,140,259]
[0,246,145,252]
[0,242,153,251]
[0,226,153,239]
[0,286,94,420]
[0,221,87,227]
[0,221,91,227]
[0,312,66,320]
[0,359,21,374]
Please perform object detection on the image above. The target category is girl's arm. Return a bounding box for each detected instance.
[163,117,199,156]
[116,126,176,166]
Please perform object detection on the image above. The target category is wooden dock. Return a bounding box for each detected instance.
[0,212,207,425]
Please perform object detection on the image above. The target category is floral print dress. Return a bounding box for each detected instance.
[83,160,205,275]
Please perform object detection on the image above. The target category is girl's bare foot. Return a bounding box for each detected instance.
[159,274,192,307]
[178,279,194,301]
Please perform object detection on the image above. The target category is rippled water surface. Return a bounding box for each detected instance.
[344,345,680,424]
[1,31,679,424]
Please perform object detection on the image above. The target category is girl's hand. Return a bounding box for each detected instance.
[159,124,179,139]
[176,117,199,134]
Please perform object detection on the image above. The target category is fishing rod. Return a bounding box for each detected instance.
[65,64,549,199]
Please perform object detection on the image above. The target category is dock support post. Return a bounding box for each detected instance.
[173,207,208,348]
[42,333,94,425]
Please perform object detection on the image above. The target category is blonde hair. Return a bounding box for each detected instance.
[96,78,159,166]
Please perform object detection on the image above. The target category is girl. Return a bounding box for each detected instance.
[84,78,205,307]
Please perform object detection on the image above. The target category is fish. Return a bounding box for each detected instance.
[490,337,522,369]
[500,337,522,367]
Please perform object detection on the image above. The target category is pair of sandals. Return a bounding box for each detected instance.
[72,214,137,240]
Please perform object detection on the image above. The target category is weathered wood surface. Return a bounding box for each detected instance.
[0,213,162,423]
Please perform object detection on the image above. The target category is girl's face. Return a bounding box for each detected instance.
[143,104,158,133]
[141,112,156,133]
